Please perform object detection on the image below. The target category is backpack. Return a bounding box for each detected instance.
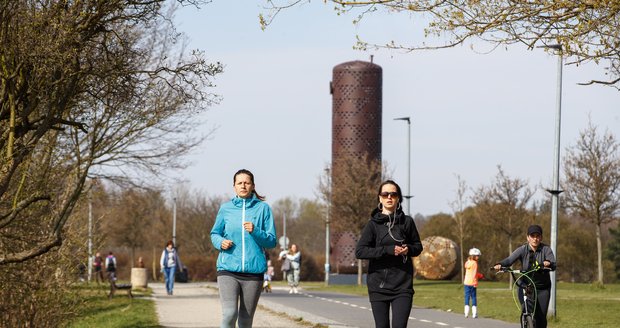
[107,257,116,271]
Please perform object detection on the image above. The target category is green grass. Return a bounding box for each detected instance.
[67,282,158,328]
[299,280,620,328]
[69,280,620,328]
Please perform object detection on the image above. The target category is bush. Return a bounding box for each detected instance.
[0,252,83,327]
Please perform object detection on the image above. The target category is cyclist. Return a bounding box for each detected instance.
[493,224,556,328]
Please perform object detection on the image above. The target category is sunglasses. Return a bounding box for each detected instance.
[379,192,399,198]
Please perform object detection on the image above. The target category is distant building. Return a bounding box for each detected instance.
[330,59,382,269]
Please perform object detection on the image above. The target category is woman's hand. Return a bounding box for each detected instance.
[394,245,408,256]
[243,221,254,233]
[221,239,234,250]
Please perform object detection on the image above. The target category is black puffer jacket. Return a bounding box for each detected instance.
[355,208,423,301]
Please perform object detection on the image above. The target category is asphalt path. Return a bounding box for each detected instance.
[259,286,519,328]
[157,282,520,328]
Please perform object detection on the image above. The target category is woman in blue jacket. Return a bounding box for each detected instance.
[211,169,277,328]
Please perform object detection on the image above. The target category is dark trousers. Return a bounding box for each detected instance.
[519,287,550,328]
[94,268,104,284]
[370,295,412,328]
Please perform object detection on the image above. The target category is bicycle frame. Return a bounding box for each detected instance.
[497,267,539,328]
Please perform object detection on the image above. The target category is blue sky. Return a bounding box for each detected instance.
[173,1,619,216]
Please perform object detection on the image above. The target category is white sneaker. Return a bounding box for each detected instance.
[289,288,293,294]
[293,287,298,294]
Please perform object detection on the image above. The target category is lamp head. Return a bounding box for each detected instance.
[394,117,410,123]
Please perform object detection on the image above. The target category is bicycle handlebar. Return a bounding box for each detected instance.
[493,266,552,273]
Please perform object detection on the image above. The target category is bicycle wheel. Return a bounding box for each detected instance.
[521,314,535,328]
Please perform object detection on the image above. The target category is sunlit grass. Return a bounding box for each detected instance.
[67,282,157,328]
[299,279,620,328]
[69,280,620,328]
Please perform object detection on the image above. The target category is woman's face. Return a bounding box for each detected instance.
[379,183,399,213]
[234,173,254,198]
[291,244,298,252]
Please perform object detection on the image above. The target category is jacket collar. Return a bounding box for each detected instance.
[231,194,259,207]
[370,207,404,224]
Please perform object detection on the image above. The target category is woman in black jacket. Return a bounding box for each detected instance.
[355,180,423,328]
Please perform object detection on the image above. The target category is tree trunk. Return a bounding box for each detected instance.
[460,237,464,283]
[597,224,604,284]
[357,259,363,285]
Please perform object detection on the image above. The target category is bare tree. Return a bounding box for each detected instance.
[261,0,620,89]
[472,166,535,257]
[106,188,170,266]
[318,153,386,284]
[449,174,469,283]
[0,1,222,265]
[563,122,620,284]
[175,187,226,256]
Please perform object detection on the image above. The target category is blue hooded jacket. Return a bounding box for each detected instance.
[210,195,277,274]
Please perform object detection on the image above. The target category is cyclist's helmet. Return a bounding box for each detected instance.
[468,248,481,256]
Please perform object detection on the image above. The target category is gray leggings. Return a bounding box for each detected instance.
[217,275,263,328]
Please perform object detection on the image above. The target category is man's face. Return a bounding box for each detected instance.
[527,233,542,248]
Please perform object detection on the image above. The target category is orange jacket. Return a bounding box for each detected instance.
[464,259,481,287]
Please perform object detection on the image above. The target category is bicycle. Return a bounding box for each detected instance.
[495,266,549,328]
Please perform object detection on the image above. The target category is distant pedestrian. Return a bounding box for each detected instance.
[263,260,274,293]
[160,240,182,295]
[210,169,277,328]
[355,180,423,328]
[464,248,482,318]
[105,252,117,281]
[279,248,290,282]
[93,252,105,284]
[284,244,301,294]
[77,263,87,282]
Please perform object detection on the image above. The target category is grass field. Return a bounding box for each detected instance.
[68,280,620,327]
[67,283,157,328]
[298,280,620,328]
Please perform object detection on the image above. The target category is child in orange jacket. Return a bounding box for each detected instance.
[464,248,483,318]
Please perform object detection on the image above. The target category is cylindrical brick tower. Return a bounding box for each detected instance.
[331,60,382,163]
[329,59,382,269]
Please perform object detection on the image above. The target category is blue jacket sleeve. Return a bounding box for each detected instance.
[210,207,226,251]
[249,205,277,249]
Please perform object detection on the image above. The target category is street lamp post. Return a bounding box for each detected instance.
[283,212,287,250]
[539,43,563,319]
[324,168,331,286]
[87,191,93,283]
[394,117,412,215]
[172,197,177,246]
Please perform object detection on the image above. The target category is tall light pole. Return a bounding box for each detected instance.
[172,197,177,246]
[539,43,563,318]
[87,190,93,283]
[324,168,331,286]
[394,117,412,215]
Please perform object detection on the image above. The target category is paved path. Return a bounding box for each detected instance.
[152,282,309,328]
[259,287,518,328]
[153,282,518,328]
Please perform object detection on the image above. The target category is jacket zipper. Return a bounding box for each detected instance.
[380,268,388,288]
[241,199,246,272]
